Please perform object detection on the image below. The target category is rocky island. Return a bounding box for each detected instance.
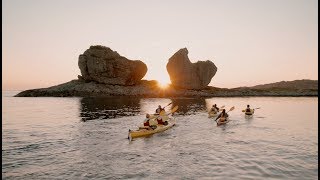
[15,45,318,97]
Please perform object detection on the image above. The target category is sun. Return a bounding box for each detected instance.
[158,81,169,89]
[157,77,171,89]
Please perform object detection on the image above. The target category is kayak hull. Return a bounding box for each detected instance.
[217,117,230,126]
[208,111,218,118]
[244,109,254,117]
[128,118,176,139]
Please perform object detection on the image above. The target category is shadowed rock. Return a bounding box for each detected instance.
[78,45,147,85]
[14,79,318,97]
[166,48,217,89]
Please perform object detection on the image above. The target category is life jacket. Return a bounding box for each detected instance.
[144,120,150,126]
[245,108,251,113]
[157,119,164,125]
[157,117,164,125]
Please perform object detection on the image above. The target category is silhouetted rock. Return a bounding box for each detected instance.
[78,45,147,85]
[14,79,318,97]
[166,48,217,89]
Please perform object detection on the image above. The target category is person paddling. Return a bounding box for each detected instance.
[216,109,229,122]
[245,105,254,115]
[155,105,165,115]
[211,104,219,113]
[141,114,156,130]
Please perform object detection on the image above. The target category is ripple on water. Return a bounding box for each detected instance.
[2,96,318,179]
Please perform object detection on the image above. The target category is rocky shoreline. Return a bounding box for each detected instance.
[14,45,318,97]
[14,79,318,97]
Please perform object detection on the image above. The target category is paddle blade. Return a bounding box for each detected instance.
[242,110,245,112]
[171,105,179,113]
[160,110,166,116]
[220,105,225,109]
[229,106,235,112]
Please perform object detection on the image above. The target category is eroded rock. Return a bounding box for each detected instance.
[166,48,217,89]
[78,45,147,85]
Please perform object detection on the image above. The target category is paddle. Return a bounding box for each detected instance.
[163,102,172,109]
[153,102,172,115]
[160,105,178,116]
[215,106,235,122]
[242,107,261,112]
[150,105,179,120]
[218,105,225,111]
[142,105,178,129]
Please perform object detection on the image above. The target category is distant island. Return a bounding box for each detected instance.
[15,46,318,97]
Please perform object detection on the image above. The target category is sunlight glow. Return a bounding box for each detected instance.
[158,81,169,89]
[157,77,170,89]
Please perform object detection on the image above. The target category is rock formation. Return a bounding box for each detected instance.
[166,48,217,89]
[78,45,147,85]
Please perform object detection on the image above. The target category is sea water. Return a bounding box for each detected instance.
[2,91,318,179]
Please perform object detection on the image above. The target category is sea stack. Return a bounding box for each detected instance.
[78,45,147,85]
[166,48,217,89]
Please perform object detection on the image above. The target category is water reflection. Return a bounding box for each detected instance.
[80,97,141,121]
[79,97,208,121]
[170,98,206,115]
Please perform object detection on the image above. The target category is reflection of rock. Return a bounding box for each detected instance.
[79,97,141,121]
[166,48,217,89]
[78,45,147,85]
[170,98,206,115]
[78,96,208,121]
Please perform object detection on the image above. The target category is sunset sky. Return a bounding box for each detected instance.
[3,0,318,90]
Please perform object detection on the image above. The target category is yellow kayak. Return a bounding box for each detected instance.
[244,109,254,116]
[128,117,176,139]
[217,117,230,126]
[208,111,218,118]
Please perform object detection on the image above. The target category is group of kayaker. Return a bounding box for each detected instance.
[142,103,256,129]
[210,104,256,124]
[142,105,169,130]
[129,103,257,140]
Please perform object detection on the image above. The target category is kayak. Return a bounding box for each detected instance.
[128,117,176,139]
[208,111,218,118]
[244,109,254,116]
[217,117,230,126]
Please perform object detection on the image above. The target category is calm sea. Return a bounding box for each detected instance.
[2,91,318,179]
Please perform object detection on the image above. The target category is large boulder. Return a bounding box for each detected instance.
[166,48,217,89]
[78,45,147,85]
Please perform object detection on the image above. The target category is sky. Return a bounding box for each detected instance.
[2,0,318,90]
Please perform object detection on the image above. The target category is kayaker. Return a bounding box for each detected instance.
[155,105,165,114]
[156,116,169,126]
[216,109,229,122]
[141,114,157,130]
[156,116,164,125]
[211,104,219,113]
[142,114,152,130]
[245,105,254,114]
